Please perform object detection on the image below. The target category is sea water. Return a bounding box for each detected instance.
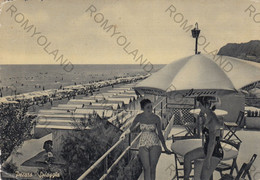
[0,64,165,96]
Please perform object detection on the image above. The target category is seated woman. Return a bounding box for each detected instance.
[184,96,223,180]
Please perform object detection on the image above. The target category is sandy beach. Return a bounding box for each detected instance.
[0,64,164,97]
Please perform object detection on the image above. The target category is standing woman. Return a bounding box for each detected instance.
[183,96,223,180]
[120,99,171,180]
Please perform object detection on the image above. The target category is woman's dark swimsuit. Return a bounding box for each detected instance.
[203,127,224,159]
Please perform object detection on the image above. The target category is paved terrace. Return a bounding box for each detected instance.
[138,126,260,180]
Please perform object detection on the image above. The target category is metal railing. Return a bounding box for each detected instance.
[77,96,169,180]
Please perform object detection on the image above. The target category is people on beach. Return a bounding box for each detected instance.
[184,96,223,180]
[120,98,172,180]
[48,97,53,106]
[0,74,148,120]
[43,140,54,164]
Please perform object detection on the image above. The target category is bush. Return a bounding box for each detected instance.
[59,114,135,180]
[0,103,34,163]
[60,130,109,180]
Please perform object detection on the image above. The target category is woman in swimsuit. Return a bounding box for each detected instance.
[184,96,223,180]
[120,99,171,180]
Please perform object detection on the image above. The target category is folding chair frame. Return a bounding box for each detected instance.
[220,154,257,180]
[216,139,241,177]
[179,110,197,137]
[224,111,245,143]
[173,153,194,180]
[171,135,197,180]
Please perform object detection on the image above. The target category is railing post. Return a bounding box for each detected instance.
[128,133,131,163]
[104,156,108,174]
[193,97,197,136]
[128,133,131,147]
[160,101,163,118]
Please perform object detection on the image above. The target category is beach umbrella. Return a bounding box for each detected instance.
[134,54,260,98]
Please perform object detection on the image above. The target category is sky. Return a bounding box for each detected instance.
[0,0,259,64]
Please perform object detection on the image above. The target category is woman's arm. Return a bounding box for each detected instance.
[199,102,207,112]
[121,114,140,137]
[204,129,217,168]
[199,112,206,125]
[129,114,140,132]
[155,115,171,153]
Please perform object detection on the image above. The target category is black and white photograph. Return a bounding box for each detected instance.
[1,0,260,179]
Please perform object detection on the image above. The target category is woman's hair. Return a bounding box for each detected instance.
[197,96,222,125]
[140,99,152,110]
[196,96,217,111]
[43,140,53,152]
[211,105,216,111]
[196,96,210,107]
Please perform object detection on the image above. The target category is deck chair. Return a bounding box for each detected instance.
[179,110,196,137]
[220,154,257,180]
[216,140,241,177]
[223,111,245,142]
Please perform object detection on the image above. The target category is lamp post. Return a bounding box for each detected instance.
[191,22,200,54]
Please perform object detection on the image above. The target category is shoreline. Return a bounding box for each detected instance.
[0,64,165,97]
[0,74,149,106]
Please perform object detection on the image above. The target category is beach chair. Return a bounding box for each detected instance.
[216,139,241,177]
[223,111,245,143]
[220,154,257,180]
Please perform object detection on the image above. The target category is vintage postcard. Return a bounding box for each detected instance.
[1,0,260,179]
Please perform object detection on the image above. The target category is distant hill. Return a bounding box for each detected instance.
[218,40,260,63]
[218,40,260,101]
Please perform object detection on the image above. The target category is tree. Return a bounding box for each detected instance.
[0,103,34,163]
